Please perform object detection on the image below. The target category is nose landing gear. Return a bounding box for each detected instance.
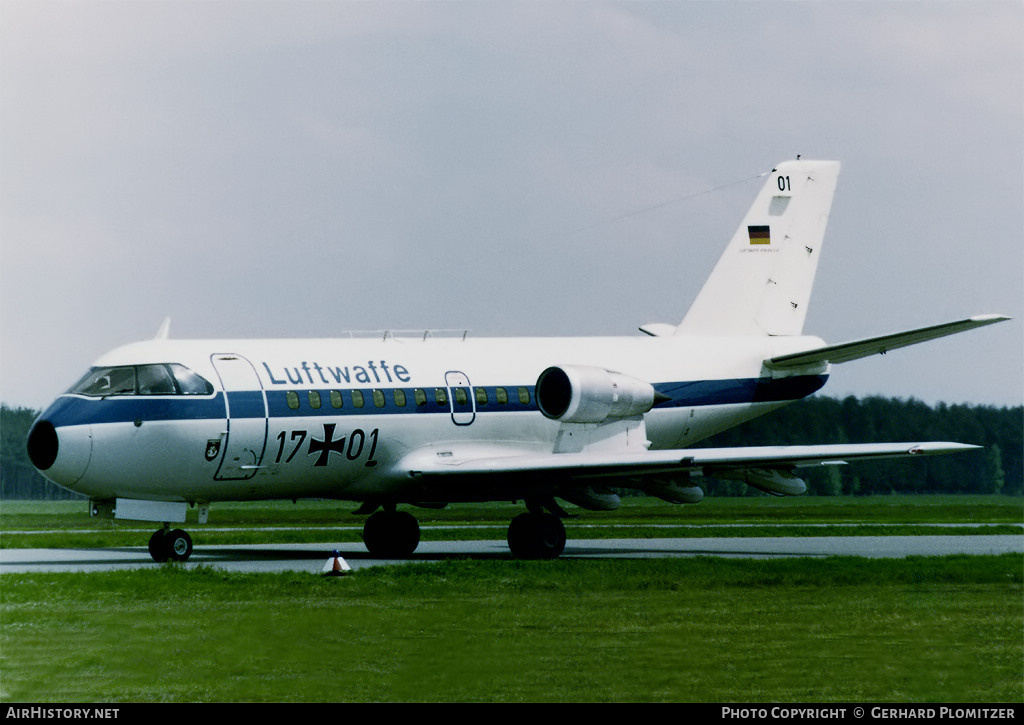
[148,527,193,563]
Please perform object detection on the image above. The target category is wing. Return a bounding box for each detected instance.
[400,441,979,498]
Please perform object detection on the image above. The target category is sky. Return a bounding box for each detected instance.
[1,0,1021,411]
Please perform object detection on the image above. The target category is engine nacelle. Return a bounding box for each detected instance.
[558,486,622,511]
[536,365,656,424]
[639,477,705,504]
[713,468,807,497]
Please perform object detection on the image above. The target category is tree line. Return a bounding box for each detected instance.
[2,397,1020,501]
[2,406,78,500]
[694,396,1021,496]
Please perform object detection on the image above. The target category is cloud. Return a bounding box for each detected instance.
[1,1,1020,408]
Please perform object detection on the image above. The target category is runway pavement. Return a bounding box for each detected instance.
[2,534,1021,575]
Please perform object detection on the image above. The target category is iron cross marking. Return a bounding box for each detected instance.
[308,423,346,467]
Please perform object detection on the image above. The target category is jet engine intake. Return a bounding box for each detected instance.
[536,365,656,424]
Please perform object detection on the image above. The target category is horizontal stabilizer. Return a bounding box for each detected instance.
[766,315,1010,369]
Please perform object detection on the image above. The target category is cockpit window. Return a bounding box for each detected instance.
[138,364,177,395]
[70,367,137,397]
[168,364,214,395]
[69,364,214,397]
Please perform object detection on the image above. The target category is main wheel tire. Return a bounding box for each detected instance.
[507,512,566,559]
[363,510,420,557]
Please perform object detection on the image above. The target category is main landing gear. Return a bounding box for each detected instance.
[359,501,568,560]
[362,508,421,558]
[506,504,567,560]
[148,526,193,563]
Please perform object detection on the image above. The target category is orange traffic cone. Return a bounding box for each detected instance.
[322,550,352,577]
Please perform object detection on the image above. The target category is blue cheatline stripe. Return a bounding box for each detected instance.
[41,375,828,427]
[653,374,828,408]
[224,390,267,418]
[41,393,226,427]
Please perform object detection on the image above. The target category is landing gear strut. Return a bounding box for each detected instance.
[362,508,421,557]
[148,526,193,563]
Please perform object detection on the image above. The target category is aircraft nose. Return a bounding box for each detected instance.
[27,420,58,470]
[27,419,92,487]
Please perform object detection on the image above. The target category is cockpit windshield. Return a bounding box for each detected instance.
[69,364,214,397]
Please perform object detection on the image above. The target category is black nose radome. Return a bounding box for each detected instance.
[27,420,58,471]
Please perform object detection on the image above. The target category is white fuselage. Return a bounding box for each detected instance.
[33,333,828,505]
[24,159,1003,564]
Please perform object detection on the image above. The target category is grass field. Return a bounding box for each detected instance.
[2,494,1022,549]
[1,496,1022,703]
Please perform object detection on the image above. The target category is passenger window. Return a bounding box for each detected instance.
[351,390,365,408]
[286,391,300,410]
[518,387,530,405]
[394,389,407,407]
[414,389,428,406]
[330,390,343,409]
[434,388,448,405]
[308,391,322,409]
[454,388,468,405]
[475,387,488,405]
[495,387,508,404]
[373,389,386,408]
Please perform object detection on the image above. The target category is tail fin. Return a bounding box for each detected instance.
[676,159,841,337]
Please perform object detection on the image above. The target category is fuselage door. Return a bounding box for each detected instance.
[211,354,268,480]
[445,370,475,426]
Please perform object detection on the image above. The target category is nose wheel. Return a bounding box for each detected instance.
[148,527,193,562]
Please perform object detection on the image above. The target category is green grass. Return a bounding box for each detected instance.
[2,496,1021,702]
[2,556,1021,703]
[2,495,1021,550]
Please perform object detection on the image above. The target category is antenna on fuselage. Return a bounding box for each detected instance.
[154,317,171,340]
